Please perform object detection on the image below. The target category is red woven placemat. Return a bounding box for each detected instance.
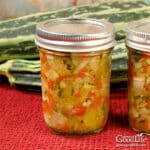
[0,84,150,150]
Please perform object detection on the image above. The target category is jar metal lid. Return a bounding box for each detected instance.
[126,19,150,52]
[35,18,115,52]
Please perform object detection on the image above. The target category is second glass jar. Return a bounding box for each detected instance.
[126,20,150,135]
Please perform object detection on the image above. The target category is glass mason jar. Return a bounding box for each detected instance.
[35,18,115,135]
[126,20,150,135]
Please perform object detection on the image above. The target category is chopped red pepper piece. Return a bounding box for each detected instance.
[79,68,87,78]
[48,80,54,89]
[90,96,102,108]
[74,91,81,97]
[146,101,150,108]
[42,100,53,115]
[40,53,47,64]
[94,78,102,89]
[146,83,150,92]
[47,92,56,108]
[141,121,149,131]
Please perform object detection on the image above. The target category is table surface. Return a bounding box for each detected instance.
[0,83,150,150]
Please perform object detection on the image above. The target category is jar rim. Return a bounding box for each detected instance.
[126,19,150,51]
[35,18,115,52]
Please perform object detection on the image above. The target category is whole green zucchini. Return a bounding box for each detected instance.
[0,6,150,40]
[8,73,41,91]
